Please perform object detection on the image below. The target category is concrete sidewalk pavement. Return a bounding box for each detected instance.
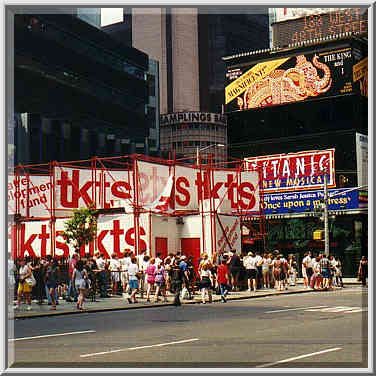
[10,278,364,319]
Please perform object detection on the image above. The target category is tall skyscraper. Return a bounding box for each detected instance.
[102,7,270,162]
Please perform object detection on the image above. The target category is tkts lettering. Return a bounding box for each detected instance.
[56,170,132,208]
[8,220,147,259]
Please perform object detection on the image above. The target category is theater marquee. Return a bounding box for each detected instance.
[245,149,336,193]
[225,48,354,112]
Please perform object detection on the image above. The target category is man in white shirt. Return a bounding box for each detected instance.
[243,252,258,292]
[302,252,311,289]
[96,253,109,298]
[127,257,140,303]
[119,251,131,296]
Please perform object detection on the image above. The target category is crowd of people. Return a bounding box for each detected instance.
[9,248,366,311]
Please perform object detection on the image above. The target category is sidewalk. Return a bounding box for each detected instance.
[10,278,363,319]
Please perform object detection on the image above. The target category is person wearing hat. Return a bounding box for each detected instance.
[243,251,258,292]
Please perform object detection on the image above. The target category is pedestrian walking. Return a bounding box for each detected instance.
[96,253,109,298]
[216,259,230,302]
[8,257,16,306]
[279,254,289,290]
[334,256,343,287]
[319,254,330,289]
[227,250,242,291]
[119,251,131,297]
[66,253,79,302]
[199,263,213,304]
[14,258,33,311]
[179,255,193,299]
[72,260,89,310]
[272,255,282,291]
[358,256,368,287]
[243,252,258,292]
[145,258,157,302]
[45,259,60,310]
[255,252,263,289]
[302,252,311,289]
[31,258,45,304]
[109,253,121,296]
[268,253,274,288]
[311,255,322,290]
[154,261,167,303]
[164,257,172,293]
[260,253,270,289]
[288,254,297,286]
[169,258,184,306]
[127,257,140,304]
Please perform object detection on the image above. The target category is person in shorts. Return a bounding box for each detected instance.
[243,252,258,292]
[154,261,167,302]
[15,258,33,311]
[127,257,139,303]
[45,259,60,310]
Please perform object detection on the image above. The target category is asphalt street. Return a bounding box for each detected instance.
[10,286,368,369]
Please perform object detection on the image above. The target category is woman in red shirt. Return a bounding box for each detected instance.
[216,259,230,303]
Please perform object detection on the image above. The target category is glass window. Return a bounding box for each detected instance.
[147,74,155,97]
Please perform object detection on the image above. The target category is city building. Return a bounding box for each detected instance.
[223,7,368,277]
[12,12,156,166]
[101,7,270,162]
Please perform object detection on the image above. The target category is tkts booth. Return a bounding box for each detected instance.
[8,155,264,268]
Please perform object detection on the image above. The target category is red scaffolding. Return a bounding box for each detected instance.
[8,154,266,259]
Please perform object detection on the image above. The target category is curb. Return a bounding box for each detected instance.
[12,287,327,319]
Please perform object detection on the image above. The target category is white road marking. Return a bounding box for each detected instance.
[265,306,328,313]
[344,308,366,314]
[257,347,342,368]
[80,338,200,358]
[305,306,365,313]
[9,330,96,341]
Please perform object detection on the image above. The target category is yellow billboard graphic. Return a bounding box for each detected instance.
[353,57,368,82]
[225,57,290,104]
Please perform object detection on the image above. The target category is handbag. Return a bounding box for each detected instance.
[25,273,36,287]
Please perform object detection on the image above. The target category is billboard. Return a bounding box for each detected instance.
[272,8,368,47]
[273,8,349,23]
[245,149,335,193]
[356,133,368,187]
[225,48,354,112]
[353,57,368,97]
[262,188,359,215]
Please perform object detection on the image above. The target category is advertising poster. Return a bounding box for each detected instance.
[245,149,335,193]
[262,188,359,215]
[225,48,353,112]
[355,133,368,187]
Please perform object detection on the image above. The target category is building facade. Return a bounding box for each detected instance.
[159,111,227,164]
[223,10,368,276]
[12,13,157,166]
[102,7,270,162]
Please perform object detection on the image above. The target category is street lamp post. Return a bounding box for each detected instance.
[196,144,225,165]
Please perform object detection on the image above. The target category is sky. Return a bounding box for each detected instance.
[100,8,124,27]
